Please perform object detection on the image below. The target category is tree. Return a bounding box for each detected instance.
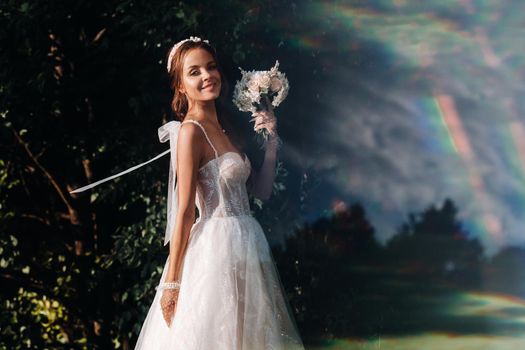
[0,0,259,348]
[386,198,484,285]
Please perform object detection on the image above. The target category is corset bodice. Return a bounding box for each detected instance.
[154,118,255,246]
[195,151,252,220]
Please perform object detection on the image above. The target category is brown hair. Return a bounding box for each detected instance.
[166,40,245,150]
[166,40,228,121]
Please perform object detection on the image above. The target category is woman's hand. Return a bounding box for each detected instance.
[160,288,179,327]
[251,96,278,136]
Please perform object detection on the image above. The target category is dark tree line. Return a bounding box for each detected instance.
[274,198,523,342]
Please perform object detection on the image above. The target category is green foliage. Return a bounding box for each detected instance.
[0,0,259,348]
[1,288,75,349]
[99,189,168,339]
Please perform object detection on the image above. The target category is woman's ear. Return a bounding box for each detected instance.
[177,82,185,94]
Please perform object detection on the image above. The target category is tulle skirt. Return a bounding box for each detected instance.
[134,214,305,350]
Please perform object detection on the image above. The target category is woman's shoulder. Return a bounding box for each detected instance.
[177,121,206,152]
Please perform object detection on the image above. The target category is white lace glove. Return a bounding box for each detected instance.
[263,132,283,150]
[250,96,283,150]
[158,281,181,327]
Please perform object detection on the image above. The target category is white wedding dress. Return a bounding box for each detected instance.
[134,120,305,349]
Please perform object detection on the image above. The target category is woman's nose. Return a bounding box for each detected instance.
[202,69,212,78]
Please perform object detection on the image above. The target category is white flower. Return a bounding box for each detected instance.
[270,76,282,92]
[232,60,290,114]
[254,73,271,90]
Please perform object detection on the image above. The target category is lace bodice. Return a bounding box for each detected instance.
[182,120,252,222]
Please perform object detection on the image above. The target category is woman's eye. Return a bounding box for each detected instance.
[190,65,215,75]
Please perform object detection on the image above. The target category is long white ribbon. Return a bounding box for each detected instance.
[69,148,171,194]
[69,120,186,247]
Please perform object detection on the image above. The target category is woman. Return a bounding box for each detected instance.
[133,37,305,349]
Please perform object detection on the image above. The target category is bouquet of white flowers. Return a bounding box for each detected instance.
[232,60,289,140]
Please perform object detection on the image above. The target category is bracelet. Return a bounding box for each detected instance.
[155,281,181,291]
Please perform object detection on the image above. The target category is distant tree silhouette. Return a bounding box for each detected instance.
[386,198,484,286]
[484,246,525,296]
[273,198,493,340]
[273,201,380,340]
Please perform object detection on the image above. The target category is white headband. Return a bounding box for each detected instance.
[166,36,210,73]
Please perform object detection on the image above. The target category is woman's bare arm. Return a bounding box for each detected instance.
[165,123,203,282]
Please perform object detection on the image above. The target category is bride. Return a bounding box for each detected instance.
[132,37,305,349]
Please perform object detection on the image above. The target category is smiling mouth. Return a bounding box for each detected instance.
[202,83,216,90]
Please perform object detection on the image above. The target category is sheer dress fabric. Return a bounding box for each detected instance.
[134,120,305,350]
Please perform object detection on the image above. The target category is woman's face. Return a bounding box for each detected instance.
[179,47,222,103]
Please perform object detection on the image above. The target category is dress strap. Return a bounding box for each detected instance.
[181,120,219,159]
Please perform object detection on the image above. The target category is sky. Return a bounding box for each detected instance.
[268,0,525,257]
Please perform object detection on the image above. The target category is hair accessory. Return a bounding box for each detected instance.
[167,36,210,73]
